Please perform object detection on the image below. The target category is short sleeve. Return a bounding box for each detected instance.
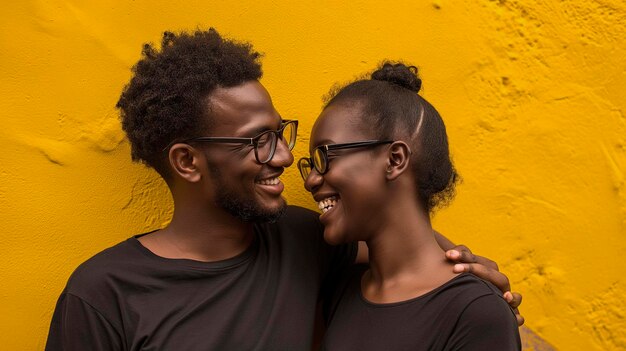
[45,293,123,351]
[444,294,521,351]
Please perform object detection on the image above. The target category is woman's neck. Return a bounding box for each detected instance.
[362,203,457,303]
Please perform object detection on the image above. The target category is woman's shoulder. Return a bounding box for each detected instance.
[431,274,518,327]
[442,274,522,350]
[439,273,505,300]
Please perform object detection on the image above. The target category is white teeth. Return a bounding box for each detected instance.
[256,177,280,185]
[317,196,337,213]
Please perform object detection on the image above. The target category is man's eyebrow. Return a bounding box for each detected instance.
[240,120,283,138]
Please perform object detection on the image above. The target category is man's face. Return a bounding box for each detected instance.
[201,81,294,222]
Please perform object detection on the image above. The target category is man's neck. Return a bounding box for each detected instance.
[139,200,255,262]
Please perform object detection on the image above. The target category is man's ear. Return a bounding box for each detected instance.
[385,141,412,180]
[168,144,203,183]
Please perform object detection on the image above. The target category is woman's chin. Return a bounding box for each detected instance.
[323,229,347,246]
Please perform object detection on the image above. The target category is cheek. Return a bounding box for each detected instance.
[330,159,384,227]
[227,159,262,181]
[331,155,383,192]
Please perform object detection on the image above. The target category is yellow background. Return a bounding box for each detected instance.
[1,1,625,350]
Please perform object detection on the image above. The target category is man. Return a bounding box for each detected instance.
[46,29,521,350]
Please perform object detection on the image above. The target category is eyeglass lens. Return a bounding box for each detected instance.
[298,158,312,179]
[255,121,297,163]
[297,149,326,180]
[312,148,327,174]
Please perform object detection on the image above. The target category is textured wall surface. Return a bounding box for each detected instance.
[1,1,624,350]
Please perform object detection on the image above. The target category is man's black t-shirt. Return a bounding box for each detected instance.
[46,206,357,351]
[323,265,521,351]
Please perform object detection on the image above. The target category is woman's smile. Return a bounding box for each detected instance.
[318,195,338,213]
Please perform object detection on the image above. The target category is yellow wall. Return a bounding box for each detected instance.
[1,1,624,350]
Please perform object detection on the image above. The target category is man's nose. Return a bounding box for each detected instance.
[268,137,294,168]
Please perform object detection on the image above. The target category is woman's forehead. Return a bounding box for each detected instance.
[310,104,370,146]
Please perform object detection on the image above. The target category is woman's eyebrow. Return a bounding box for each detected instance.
[309,139,336,152]
[316,139,336,145]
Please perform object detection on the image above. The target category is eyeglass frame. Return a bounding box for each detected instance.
[162,119,298,164]
[298,140,394,179]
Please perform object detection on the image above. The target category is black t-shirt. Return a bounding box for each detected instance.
[323,265,521,351]
[46,206,357,351]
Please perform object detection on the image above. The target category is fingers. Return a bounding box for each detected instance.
[474,255,499,271]
[507,303,525,326]
[503,291,523,309]
[445,245,477,264]
[446,247,500,271]
[504,291,524,326]
[505,292,524,326]
[515,312,525,326]
[453,263,511,293]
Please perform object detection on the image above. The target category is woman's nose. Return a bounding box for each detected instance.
[304,167,323,193]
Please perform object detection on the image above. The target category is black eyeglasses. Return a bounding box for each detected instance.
[297,140,393,180]
[164,120,298,164]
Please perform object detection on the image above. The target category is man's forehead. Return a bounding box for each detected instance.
[204,81,281,135]
[209,81,271,107]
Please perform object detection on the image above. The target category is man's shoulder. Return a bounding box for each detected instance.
[64,238,142,297]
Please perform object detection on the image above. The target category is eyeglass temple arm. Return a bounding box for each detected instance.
[162,137,255,152]
[324,140,392,151]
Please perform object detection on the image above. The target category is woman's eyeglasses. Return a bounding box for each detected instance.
[298,140,393,180]
[163,120,298,164]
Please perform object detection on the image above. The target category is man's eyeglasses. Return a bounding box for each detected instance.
[164,120,298,164]
[297,140,393,180]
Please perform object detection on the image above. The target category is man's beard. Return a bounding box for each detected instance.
[208,163,286,223]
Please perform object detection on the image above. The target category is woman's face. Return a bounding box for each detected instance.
[304,103,389,245]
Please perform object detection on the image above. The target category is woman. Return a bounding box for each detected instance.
[298,62,521,350]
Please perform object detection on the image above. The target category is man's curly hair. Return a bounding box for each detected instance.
[116,28,263,177]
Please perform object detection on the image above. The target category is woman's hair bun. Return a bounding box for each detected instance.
[371,61,422,93]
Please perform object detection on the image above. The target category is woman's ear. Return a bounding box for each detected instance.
[168,144,203,183]
[385,141,412,180]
